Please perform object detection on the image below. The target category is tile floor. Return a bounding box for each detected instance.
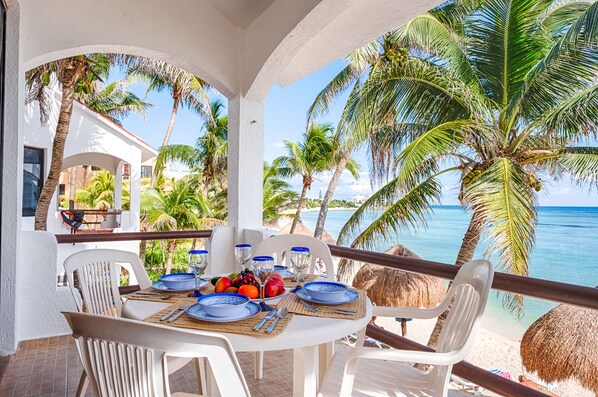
[0,336,294,397]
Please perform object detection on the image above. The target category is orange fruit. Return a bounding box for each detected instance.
[224,287,239,293]
[238,284,259,299]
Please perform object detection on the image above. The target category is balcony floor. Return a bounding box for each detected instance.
[0,336,483,397]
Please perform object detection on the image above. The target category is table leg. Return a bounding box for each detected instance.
[318,342,334,385]
[293,346,318,397]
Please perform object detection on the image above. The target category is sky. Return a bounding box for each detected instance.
[109,60,597,207]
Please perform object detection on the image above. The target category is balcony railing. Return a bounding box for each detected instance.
[55,229,598,397]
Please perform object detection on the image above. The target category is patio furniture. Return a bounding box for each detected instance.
[254,234,336,279]
[63,249,204,397]
[122,288,373,397]
[62,311,251,397]
[317,259,494,397]
[253,234,336,379]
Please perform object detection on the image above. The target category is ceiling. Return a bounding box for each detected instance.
[209,0,275,28]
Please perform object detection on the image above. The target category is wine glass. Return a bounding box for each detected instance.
[252,255,275,311]
[188,249,208,297]
[234,244,253,272]
[290,246,311,288]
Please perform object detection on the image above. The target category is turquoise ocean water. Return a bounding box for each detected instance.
[301,206,598,339]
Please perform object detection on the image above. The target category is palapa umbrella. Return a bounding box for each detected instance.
[321,229,337,245]
[280,220,313,236]
[520,301,598,396]
[352,244,446,336]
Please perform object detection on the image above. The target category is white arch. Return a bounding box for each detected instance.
[19,0,239,97]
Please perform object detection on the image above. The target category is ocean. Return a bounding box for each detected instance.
[300,206,598,339]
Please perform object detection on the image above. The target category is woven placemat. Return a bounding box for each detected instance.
[127,283,214,303]
[144,301,293,337]
[276,289,367,320]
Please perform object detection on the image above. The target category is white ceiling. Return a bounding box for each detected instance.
[209,0,275,28]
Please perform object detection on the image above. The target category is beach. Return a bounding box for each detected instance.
[275,206,598,396]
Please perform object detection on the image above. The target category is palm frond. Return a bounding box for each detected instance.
[465,158,537,315]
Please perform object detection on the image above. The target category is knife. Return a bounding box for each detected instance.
[253,309,277,331]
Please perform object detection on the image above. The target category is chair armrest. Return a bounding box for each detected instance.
[347,345,462,367]
[373,305,444,319]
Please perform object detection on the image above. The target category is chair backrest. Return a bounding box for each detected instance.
[63,311,250,397]
[254,234,335,280]
[429,259,494,382]
[64,249,151,316]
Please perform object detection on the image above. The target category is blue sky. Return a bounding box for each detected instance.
[110,60,596,207]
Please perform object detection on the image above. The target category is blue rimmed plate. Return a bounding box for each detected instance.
[185,301,262,322]
[152,279,208,292]
[295,288,359,305]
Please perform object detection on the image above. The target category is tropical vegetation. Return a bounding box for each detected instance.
[75,170,130,210]
[333,0,598,317]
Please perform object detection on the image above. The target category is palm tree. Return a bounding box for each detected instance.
[84,80,152,125]
[155,99,228,195]
[75,170,130,210]
[141,180,218,274]
[263,162,299,226]
[338,0,598,322]
[26,54,113,230]
[124,56,212,184]
[274,123,335,234]
[308,34,408,239]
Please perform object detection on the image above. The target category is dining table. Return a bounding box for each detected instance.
[122,287,372,397]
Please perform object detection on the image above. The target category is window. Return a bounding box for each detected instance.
[22,146,44,216]
[141,165,152,178]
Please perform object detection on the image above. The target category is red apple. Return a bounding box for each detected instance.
[264,278,285,297]
[271,273,284,282]
[214,276,232,293]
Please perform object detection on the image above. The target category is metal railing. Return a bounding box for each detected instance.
[54,229,598,397]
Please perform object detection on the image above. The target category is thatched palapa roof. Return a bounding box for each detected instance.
[352,244,446,308]
[279,220,337,245]
[520,302,598,394]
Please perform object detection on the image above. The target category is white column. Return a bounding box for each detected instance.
[114,161,124,210]
[0,2,23,355]
[227,95,264,234]
[129,155,141,232]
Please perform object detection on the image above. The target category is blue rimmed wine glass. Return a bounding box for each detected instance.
[252,255,275,311]
[234,244,253,272]
[188,249,208,297]
[290,246,310,290]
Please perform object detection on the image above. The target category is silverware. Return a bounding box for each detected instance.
[136,292,186,300]
[162,304,190,322]
[299,299,356,315]
[253,309,277,331]
[265,307,288,333]
[167,307,187,322]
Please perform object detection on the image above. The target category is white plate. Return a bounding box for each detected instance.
[295,288,359,305]
[152,279,208,292]
[185,301,261,322]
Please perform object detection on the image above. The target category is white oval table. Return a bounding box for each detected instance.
[123,295,372,397]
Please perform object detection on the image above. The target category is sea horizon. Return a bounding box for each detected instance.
[300,205,598,340]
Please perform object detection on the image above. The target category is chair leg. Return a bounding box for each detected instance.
[76,371,89,397]
[254,351,264,379]
[194,358,208,397]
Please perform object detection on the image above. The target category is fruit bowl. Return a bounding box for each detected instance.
[197,293,250,317]
[304,281,348,302]
[159,273,196,290]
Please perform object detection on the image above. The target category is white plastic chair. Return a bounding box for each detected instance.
[252,234,337,379]
[317,259,494,397]
[254,234,336,280]
[63,249,205,396]
[64,248,152,316]
[63,311,251,397]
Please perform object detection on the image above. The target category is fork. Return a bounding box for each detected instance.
[161,303,191,321]
[136,292,185,300]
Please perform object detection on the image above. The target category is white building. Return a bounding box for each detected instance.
[0,0,443,354]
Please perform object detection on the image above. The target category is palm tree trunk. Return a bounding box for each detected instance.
[290,183,309,234]
[314,152,350,239]
[424,209,484,351]
[151,96,180,187]
[34,59,85,230]
[165,239,176,275]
